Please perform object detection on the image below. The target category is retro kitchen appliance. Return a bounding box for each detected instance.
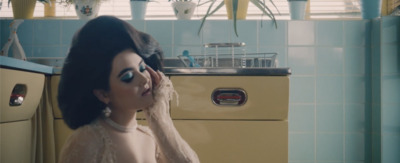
[0,68,45,163]
[165,43,290,162]
[168,73,289,163]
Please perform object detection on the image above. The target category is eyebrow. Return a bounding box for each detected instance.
[117,60,144,78]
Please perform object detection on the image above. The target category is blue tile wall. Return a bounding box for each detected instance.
[371,19,381,163]
[369,16,400,163]
[316,21,343,46]
[2,17,399,163]
[380,16,400,163]
[288,21,315,45]
[61,20,87,45]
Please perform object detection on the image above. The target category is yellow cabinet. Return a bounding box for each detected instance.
[170,76,289,162]
[0,68,45,163]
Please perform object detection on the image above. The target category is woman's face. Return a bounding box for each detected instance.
[106,49,154,112]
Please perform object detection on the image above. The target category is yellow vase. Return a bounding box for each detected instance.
[11,0,37,19]
[44,0,57,17]
[224,0,250,20]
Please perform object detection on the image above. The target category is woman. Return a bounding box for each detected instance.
[57,16,199,163]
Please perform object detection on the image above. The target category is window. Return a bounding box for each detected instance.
[0,0,361,19]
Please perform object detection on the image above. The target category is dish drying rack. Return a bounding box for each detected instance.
[177,43,277,68]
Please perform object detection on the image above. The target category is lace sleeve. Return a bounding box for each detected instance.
[58,123,114,163]
[145,72,200,163]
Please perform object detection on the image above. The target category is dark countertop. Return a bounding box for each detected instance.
[163,67,291,76]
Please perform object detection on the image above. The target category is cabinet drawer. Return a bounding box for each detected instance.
[0,68,44,122]
[174,120,288,163]
[170,76,289,120]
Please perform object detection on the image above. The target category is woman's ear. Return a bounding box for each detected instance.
[93,89,110,104]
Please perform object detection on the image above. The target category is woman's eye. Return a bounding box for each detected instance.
[139,64,146,72]
[121,72,134,83]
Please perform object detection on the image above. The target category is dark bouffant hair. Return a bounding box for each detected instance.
[58,16,164,129]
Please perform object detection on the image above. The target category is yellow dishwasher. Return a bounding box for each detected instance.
[166,68,291,163]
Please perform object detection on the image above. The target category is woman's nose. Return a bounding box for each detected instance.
[138,73,149,85]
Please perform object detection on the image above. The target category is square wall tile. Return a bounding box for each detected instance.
[259,20,287,46]
[288,47,315,75]
[202,20,231,43]
[289,133,315,161]
[345,76,370,103]
[146,21,173,46]
[174,20,202,46]
[316,104,344,132]
[33,20,61,45]
[382,16,400,44]
[345,103,366,132]
[344,20,371,46]
[316,133,344,161]
[316,21,343,46]
[316,76,344,103]
[345,133,366,161]
[345,47,368,75]
[290,76,315,103]
[316,47,344,75]
[382,104,400,133]
[288,21,315,45]
[382,134,400,163]
[33,46,61,57]
[289,104,315,132]
[381,45,399,74]
[231,20,257,46]
[61,20,87,45]
[381,75,400,104]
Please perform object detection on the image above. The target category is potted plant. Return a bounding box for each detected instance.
[44,0,57,17]
[169,0,197,20]
[130,0,153,20]
[8,0,49,19]
[198,0,278,37]
[287,0,308,20]
[59,0,104,19]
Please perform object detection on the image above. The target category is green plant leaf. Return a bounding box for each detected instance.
[233,0,239,37]
[198,0,224,36]
[250,0,277,28]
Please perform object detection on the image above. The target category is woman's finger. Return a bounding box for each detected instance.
[146,65,161,87]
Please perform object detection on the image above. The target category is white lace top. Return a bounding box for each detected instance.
[59,120,160,163]
[58,72,199,163]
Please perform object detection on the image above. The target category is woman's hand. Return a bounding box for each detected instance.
[146,65,162,89]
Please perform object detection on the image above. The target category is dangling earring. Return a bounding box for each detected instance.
[103,106,111,117]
